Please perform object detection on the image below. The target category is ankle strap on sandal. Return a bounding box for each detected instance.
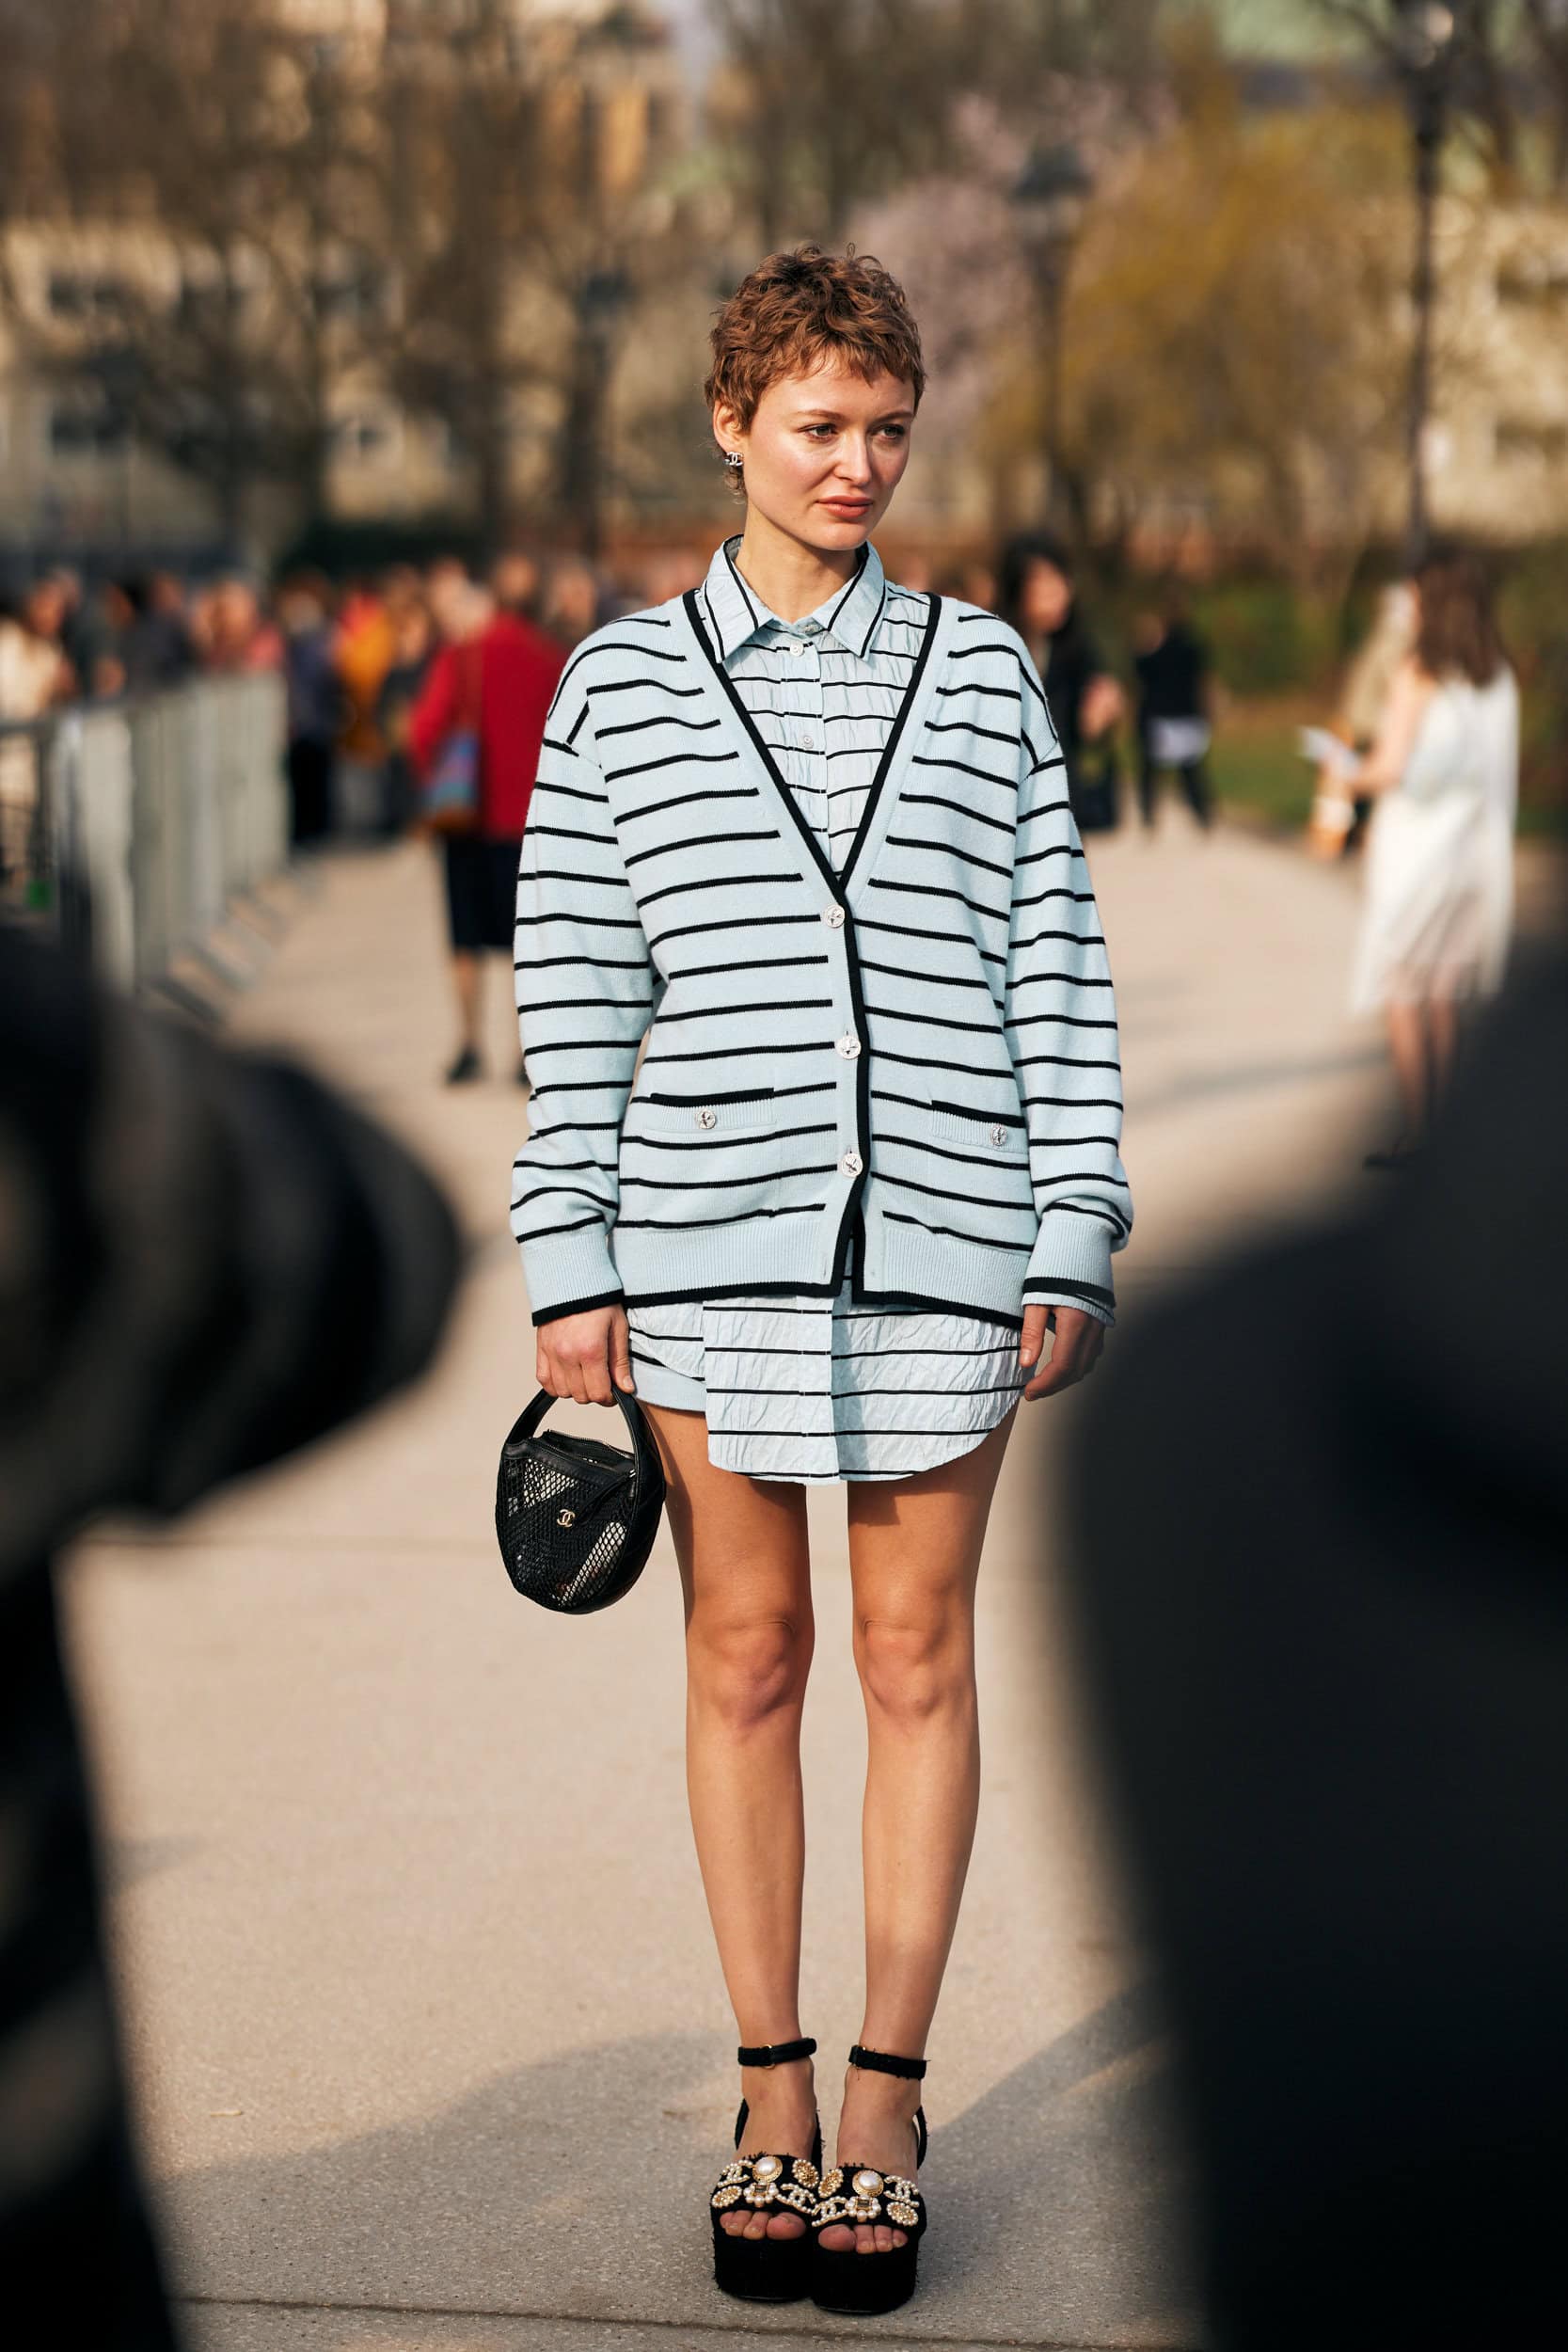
[736,2035,816,2068]
[848,2042,927,2080]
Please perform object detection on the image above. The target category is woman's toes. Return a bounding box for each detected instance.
[817,2222,854,2253]
[766,2212,804,2240]
[720,2211,747,2236]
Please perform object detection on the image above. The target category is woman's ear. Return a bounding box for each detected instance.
[712,400,745,462]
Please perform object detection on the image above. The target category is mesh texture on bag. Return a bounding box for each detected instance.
[496,1422,661,1613]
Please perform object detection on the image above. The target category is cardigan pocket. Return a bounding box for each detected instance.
[629,1083,780,1136]
[619,1085,786,1228]
[928,1097,1031,1162]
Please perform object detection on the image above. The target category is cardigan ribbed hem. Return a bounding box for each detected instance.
[1022,1209,1116,1304]
[523,1225,622,1326]
[527,1209,1116,1329]
[602,1194,1112,1327]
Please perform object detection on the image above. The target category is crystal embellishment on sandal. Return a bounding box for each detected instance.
[711,2152,820,2214]
[816,2169,921,2229]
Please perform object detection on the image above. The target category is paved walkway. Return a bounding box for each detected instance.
[66,812,1405,2350]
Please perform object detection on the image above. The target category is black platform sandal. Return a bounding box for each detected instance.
[709,2035,824,2304]
[811,2043,928,2316]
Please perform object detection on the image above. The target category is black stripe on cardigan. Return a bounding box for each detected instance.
[597,712,724,739]
[622,787,760,824]
[605,749,742,783]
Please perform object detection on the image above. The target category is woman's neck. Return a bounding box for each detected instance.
[731,511,862,624]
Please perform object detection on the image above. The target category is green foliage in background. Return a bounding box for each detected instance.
[1087,545,1568,832]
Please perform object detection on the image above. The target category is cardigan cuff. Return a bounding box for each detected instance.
[518,1221,623,1327]
[1022,1210,1118,1314]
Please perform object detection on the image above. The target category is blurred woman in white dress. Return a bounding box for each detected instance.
[1315,548,1517,1167]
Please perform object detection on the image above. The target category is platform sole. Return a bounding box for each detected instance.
[810,2243,919,2315]
[712,2226,813,2303]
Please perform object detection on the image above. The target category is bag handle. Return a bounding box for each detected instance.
[510,1381,658,1472]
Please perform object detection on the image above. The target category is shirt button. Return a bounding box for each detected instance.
[821,904,846,928]
[836,1034,862,1058]
[696,1108,717,1129]
[989,1122,1008,1147]
[840,1150,863,1176]
[789,638,809,660]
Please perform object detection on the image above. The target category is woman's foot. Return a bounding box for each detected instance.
[718,2054,818,2245]
[817,2063,923,2256]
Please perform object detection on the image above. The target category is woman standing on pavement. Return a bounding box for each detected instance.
[998,532,1126,835]
[1317,545,1517,1168]
[511,246,1132,2316]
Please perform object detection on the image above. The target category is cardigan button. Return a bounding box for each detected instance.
[696,1108,718,1129]
[821,905,846,928]
[835,1034,861,1058]
[989,1123,1009,1147]
[840,1150,863,1176]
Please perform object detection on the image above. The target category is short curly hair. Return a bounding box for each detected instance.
[705,245,927,477]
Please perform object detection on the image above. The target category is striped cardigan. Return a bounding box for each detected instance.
[512,576,1132,1328]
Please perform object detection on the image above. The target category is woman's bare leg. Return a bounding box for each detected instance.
[641,1400,816,2243]
[1386,999,1430,1138]
[451,948,482,1056]
[821,1406,1020,2255]
[1427,992,1459,1110]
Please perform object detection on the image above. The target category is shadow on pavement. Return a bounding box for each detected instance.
[161,1993,1196,2346]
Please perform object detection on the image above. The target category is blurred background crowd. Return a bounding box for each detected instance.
[1,0,1566,846]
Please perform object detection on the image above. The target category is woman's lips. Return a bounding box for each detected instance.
[821,498,872,514]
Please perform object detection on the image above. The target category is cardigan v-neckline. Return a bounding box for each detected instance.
[678,583,948,902]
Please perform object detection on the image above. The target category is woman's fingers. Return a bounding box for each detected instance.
[1022,1306,1105,1402]
[536,1305,628,1405]
[610,1307,636,1394]
[1018,1302,1052,1372]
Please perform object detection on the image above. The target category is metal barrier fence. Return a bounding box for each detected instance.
[0,673,288,993]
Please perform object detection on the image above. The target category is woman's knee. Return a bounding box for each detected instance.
[855,1605,973,1727]
[687,1607,813,1732]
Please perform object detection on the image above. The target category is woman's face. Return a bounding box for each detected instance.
[1019,558,1072,637]
[717,359,915,552]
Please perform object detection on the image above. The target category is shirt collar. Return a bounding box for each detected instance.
[701,534,889,664]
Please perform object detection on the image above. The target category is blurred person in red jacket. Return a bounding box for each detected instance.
[409,549,566,1084]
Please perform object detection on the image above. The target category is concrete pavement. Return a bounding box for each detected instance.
[64,810,1409,2349]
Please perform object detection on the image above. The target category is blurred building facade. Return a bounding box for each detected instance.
[0,0,691,569]
[2,2,1567,569]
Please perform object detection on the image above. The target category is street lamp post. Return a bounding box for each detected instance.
[1008,142,1095,532]
[1391,2,1458,569]
[563,265,631,562]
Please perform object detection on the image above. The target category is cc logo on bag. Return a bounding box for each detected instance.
[557,1507,577,1526]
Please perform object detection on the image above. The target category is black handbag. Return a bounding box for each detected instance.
[1069,740,1122,835]
[495,1385,666,1613]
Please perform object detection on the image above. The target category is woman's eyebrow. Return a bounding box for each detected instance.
[793,405,915,423]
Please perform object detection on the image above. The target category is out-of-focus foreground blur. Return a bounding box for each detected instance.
[3,4,1566,2348]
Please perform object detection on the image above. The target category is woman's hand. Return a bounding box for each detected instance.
[535,1303,635,1405]
[1081,673,1126,741]
[1018,1305,1104,1402]
[1307,760,1355,861]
